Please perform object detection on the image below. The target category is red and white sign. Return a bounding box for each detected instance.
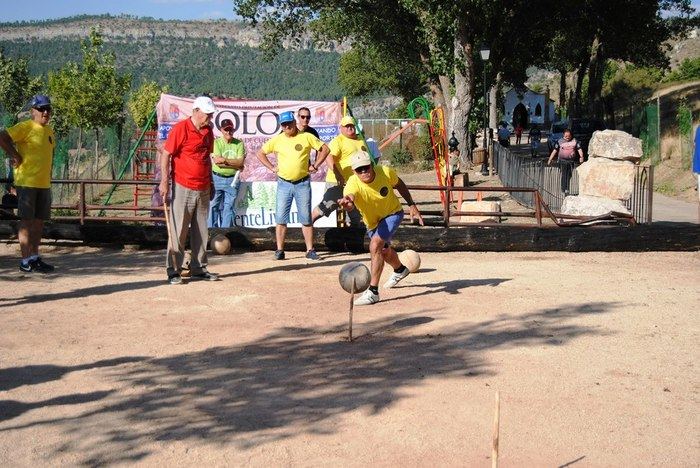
[157,94,342,228]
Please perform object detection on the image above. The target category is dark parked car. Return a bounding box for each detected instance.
[570,118,605,158]
[547,121,569,152]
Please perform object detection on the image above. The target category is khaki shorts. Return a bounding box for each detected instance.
[16,187,52,220]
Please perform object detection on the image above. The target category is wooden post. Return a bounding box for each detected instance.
[492,391,500,468]
[79,182,86,225]
[348,278,355,342]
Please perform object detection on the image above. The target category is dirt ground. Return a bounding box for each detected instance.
[0,241,698,466]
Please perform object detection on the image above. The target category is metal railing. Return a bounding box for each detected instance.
[493,144,653,223]
[0,178,164,224]
[1,175,642,228]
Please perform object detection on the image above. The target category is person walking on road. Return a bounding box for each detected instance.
[0,95,56,274]
[547,128,584,195]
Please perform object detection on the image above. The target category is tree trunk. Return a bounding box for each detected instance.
[558,68,567,117]
[489,72,501,130]
[586,35,606,120]
[573,57,589,118]
[449,20,475,157]
[73,128,83,180]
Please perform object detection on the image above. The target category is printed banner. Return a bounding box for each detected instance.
[156,94,343,228]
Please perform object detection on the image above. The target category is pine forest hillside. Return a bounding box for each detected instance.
[0,15,344,101]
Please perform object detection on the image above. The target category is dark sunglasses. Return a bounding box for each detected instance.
[299,115,311,120]
[281,122,295,129]
[34,106,52,113]
[354,165,371,174]
[222,127,234,133]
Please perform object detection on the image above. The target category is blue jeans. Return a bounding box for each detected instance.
[275,177,311,225]
[208,173,239,228]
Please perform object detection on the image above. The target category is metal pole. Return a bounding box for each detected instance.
[481,64,489,175]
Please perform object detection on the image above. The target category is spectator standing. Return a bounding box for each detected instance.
[547,128,584,195]
[338,151,424,306]
[515,123,524,145]
[497,123,510,147]
[208,118,245,228]
[0,95,56,273]
[159,96,220,285]
[529,125,542,157]
[694,124,700,201]
[257,111,330,260]
[297,107,319,138]
[311,115,366,226]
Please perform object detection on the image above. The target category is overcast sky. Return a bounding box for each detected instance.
[1,0,698,22]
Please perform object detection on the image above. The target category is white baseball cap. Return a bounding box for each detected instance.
[350,150,372,170]
[192,96,216,114]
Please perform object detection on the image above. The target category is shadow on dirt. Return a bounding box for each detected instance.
[0,302,620,464]
[381,277,510,303]
[0,248,347,306]
[0,357,146,391]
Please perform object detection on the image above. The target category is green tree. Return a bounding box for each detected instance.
[48,28,131,180]
[128,80,167,129]
[232,0,553,158]
[0,48,42,123]
[664,57,700,83]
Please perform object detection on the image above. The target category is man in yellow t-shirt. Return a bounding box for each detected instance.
[257,111,330,260]
[311,115,366,226]
[339,150,424,305]
[0,95,56,274]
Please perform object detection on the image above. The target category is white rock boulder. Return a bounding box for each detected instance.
[577,158,637,200]
[588,130,643,162]
[561,195,631,217]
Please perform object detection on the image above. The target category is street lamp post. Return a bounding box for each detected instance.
[480,44,490,176]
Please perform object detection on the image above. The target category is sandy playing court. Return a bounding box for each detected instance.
[0,242,698,466]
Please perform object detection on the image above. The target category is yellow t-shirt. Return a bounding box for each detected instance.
[6,120,55,189]
[343,165,402,230]
[261,132,323,181]
[326,134,368,184]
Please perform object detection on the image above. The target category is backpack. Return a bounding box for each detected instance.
[557,138,578,160]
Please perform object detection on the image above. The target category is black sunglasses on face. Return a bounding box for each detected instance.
[35,106,52,113]
[222,128,233,133]
[354,165,371,174]
[299,115,311,120]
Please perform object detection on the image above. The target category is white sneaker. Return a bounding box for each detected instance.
[354,289,379,306]
[383,268,410,289]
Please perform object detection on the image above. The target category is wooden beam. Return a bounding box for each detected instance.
[0,221,698,252]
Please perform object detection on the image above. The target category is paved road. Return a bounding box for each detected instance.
[652,192,699,223]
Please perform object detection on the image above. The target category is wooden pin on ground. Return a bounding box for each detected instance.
[338,262,370,342]
[349,278,355,341]
[492,391,500,468]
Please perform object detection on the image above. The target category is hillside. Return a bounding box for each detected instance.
[0,15,344,101]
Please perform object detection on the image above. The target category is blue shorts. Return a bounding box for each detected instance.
[366,211,404,243]
[276,176,312,225]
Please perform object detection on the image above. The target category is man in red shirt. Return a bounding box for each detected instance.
[159,96,219,285]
